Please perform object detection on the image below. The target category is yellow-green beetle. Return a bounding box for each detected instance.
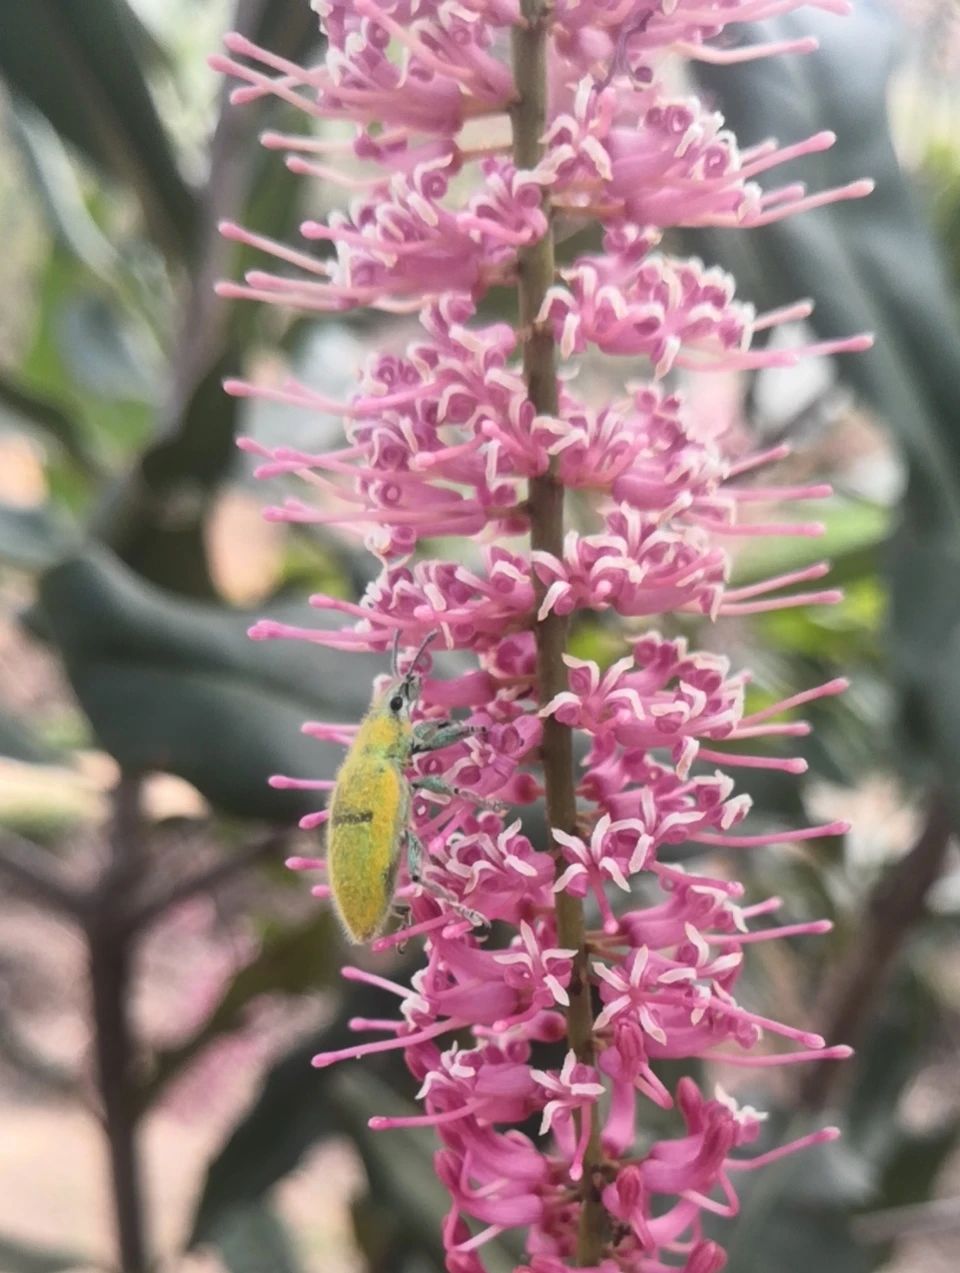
[327,631,483,942]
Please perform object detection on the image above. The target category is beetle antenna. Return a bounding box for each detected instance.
[390,627,402,679]
[401,629,439,683]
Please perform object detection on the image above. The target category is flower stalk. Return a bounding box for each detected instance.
[512,1,605,1260]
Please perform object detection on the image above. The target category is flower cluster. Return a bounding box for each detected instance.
[215,1,866,1268]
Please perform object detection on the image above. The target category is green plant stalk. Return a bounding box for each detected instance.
[511,2,606,1262]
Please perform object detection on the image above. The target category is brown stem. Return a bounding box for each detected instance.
[799,789,952,1111]
[88,931,146,1272]
[85,775,149,1272]
[511,3,606,1262]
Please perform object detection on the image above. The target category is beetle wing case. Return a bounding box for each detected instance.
[327,752,410,941]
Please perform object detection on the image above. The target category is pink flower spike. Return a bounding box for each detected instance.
[747,179,875,227]
[215,0,869,1261]
[740,678,849,725]
[532,1050,605,1180]
[690,819,849,849]
[719,587,843,616]
[269,775,335,790]
[371,914,455,952]
[722,562,831,602]
[677,35,820,64]
[710,1044,853,1068]
[338,966,411,998]
[696,749,808,774]
[312,1018,457,1069]
[729,1125,841,1170]
[298,810,329,830]
[285,855,325,871]
[728,443,792,476]
[494,921,577,1010]
[709,918,833,944]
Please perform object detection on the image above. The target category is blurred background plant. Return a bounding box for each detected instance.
[1,1,960,1271]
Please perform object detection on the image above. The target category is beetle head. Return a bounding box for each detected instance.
[385,629,438,720]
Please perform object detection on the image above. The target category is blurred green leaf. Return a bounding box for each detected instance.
[690,7,960,535]
[846,967,939,1157]
[726,1205,878,1273]
[730,498,888,589]
[9,102,122,283]
[688,9,960,815]
[728,977,960,1273]
[889,531,960,815]
[57,291,159,404]
[922,138,960,291]
[0,372,102,477]
[0,0,197,258]
[253,0,324,58]
[722,1123,878,1273]
[880,1119,960,1212]
[0,710,63,766]
[0,1235,99,1273]
[190,964,519,1270]
[95,348,239,597]
[145,910,340,1102]
[82,3,324,597]
[758,583,882,663]
[0,502,75,570]
[207,1203,303,1273]
[18,244,155,471]
[37,547,379,821]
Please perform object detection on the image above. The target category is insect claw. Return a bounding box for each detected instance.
[453,786,507,814]
[476,795,508,815]
[416,872,488,933]
[448,901,488,931]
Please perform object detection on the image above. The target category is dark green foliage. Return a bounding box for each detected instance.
[207,1202,305,1273]
[0,502,75,571]
[0,708,63,765]
[0,0,198,259]
[691,9,960,526]
[37,549,376,821]
[688,9,960,818]
[0,1235,99,1273]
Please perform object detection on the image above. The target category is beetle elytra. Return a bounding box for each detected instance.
[326,630,485,942]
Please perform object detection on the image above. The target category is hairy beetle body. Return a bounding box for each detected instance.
[325,632,483,943]
[328,707,411,941]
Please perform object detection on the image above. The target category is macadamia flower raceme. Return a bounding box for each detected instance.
[213,1,869,1267]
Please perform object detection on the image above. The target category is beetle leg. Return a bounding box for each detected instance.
[411,720,482,755]
[388,898,412,953]
[411,775,505,812]
[405,829,487,930]
[406,828,424,882]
